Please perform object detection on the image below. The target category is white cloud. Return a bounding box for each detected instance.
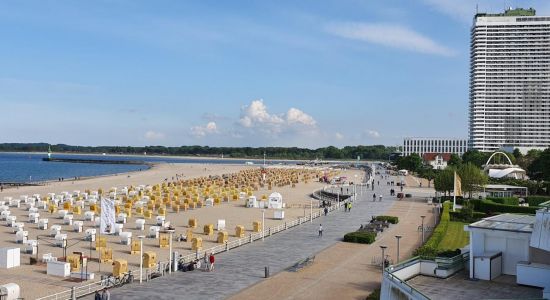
[286,108,317,126]
[326,22,455,56]
[190,121,219,137]
[144,130,165,140]
[238,99,317,136]
[366,130,380,138]
[335,132,344,140]
[238,99,285,128]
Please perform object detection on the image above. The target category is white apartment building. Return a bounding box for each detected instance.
[402,137,468,157]
[469,8,550,153]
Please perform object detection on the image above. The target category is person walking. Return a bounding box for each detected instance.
[348,202,352,212]
[203,252,209,271]
[94,290,101,300]
[209,253,215,271]
[372,193,376,202]
[318,224,323,237]
[324,206,328,216]
[379,194,383,202]
[101,289,110,300]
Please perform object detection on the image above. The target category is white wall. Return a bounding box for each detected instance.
[469,228,530,276]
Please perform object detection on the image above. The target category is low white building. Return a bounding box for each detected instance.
[466,212,550,298]
[421,153,451,170]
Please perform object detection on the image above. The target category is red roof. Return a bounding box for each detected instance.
[422,153,452,162]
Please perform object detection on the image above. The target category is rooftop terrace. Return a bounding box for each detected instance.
[407,271,543,300]
[476,7,536,18]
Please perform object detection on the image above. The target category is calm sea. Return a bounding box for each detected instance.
[0,152,301,183]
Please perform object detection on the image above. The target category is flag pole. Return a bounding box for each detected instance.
[453,172,456,212]
[98,195,102,273]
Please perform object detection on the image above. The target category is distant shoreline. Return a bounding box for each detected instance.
[0,151,376,163]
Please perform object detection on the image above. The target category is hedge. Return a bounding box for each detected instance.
[487,196,519,206]
[413,201,451,258]
[374,215,399,224]
[366,288,380,300]
[344,231,377,244]
[526,196,550,207]
[450,211,486,223]
[470,199,538,214]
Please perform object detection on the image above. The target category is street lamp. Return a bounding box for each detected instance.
[137,235,145,284]
[310,197,313,223]
[262,209,266,241]
[165,229,175,274]
[420,216,426,243]
[380,245,387,271]
[395,235,402,264]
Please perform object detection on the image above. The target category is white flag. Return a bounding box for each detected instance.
[100,197,116,234]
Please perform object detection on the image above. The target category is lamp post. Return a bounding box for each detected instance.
[380,245,387,271]
[138,235,145,284]
[262,209,265,241]
[395,235,402,264]
[166,229,175,274]
[310,197,313,223]
[420,215,426,243]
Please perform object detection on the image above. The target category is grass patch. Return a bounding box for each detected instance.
[437,221,469,251]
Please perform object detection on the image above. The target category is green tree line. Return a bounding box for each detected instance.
[0,143,397,161]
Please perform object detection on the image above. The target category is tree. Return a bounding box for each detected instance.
[434,168,455,196]
[462,150,490,168]
[458,163,488,198]
[528,148,550,181]
[418,165,437,188]
[448,154,462,167]
[396,154,423,173]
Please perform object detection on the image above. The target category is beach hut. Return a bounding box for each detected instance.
[120,232,132,245]
[85,229,96,241]
[72,221,83,233]
[38,219,48,230]
[50,225,61,237]
[268,192,284,209]
[135,219,145,231]
[246,196,258,208]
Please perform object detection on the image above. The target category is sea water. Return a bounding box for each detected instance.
[0,152,300,183]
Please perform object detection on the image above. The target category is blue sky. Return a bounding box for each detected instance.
[1,0,549,148]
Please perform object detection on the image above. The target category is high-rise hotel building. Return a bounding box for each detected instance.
[469,8,550,153]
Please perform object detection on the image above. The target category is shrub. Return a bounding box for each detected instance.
[374,215,399,224]
[344,231,377,244]
[526,196,550,207]
[436,249,461,258]
[487,196,519,206]
[366,288,380,300]
[413,201,451,258]
[450,211,486,223]
[478,200,537,214]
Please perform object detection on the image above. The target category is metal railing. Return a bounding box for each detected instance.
[36,200,339,300]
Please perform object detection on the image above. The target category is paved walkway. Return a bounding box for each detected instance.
[84,169,431,300]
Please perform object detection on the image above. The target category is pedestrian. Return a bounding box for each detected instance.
[348,202,352,212]
[372,193,376,202]
[209,253,215,271]
[379,195,383,202]
[318,224,323,237]
[94,290,101,300]
[101,288,110,300]
[324,207,328,216]
[203,252,209,271]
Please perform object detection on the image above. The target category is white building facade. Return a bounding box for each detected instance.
[402,137,468,157]
[469,8,550,153]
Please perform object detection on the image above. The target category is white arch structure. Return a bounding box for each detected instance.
[483,151,526,179]
[484,151,513,169]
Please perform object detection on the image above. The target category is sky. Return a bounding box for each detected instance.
[1,0,549,148]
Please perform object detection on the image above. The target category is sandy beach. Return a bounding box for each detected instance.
[0,162,362,299]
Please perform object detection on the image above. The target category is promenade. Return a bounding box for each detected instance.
[91,171,435,300]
